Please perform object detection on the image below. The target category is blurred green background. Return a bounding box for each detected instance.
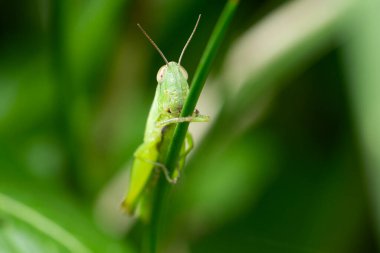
[1,0,380,252]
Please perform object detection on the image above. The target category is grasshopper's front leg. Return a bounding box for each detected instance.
[156,110,209,128]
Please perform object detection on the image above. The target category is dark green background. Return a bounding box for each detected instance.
[0,0,379,252]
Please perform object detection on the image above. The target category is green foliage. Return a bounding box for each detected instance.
[0,0,378,252]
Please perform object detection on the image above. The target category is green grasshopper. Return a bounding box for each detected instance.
[122,15,209,215]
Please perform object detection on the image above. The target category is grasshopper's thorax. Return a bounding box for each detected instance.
[157,62,189,116]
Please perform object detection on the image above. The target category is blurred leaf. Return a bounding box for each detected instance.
[217,0,356,138]
[343,0,380,244]
[0,190,133,253]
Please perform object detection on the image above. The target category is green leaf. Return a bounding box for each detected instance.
[0,190,133,253]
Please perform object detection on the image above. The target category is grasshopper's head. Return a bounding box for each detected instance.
[137,15,201,115]
[157,62,189,115]
[156,62,188,83]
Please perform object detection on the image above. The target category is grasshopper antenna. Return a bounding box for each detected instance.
[137,23,169,65]
[178,14,201,66]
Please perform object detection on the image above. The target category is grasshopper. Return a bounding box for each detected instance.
[122,15,209,215]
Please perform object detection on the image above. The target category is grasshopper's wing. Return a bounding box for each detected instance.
[122,138,160,214]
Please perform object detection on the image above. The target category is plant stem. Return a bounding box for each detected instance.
[147,1,239,252]
[165,0,239,173]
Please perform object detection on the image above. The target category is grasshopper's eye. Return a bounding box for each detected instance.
[179,66,188,80]
[156,65,167,83]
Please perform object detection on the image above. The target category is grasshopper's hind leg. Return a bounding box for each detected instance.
[134,155,178,184]
[135,133,194,184]
[182,132,194,158]
[172,133,194,179]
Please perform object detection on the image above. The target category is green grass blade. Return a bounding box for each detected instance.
[0,193,92,253]
[165,0,239,173]
[344,0,380,244]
